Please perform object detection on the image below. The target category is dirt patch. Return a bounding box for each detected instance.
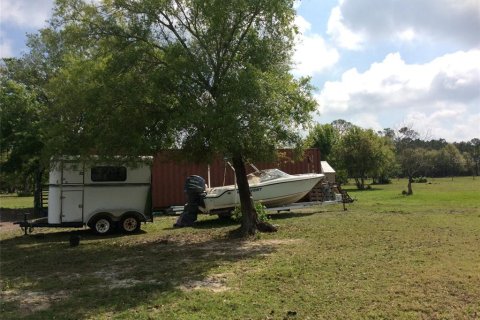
[179,273,232,292]
[92,268,163,289]
[178,239,301,293]
[199,238,302,257]
[1,289,69,315]
[240,238,302,248]
[0,221,20,232]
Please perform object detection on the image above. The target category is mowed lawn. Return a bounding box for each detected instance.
[0,194,34,209]
[0,177,479,319]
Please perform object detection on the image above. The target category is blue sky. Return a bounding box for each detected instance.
[1,0,479,142]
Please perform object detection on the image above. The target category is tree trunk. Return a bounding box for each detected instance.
[231,154,278,236]
[407,176,413,195]
[354,178,361,189]
[232,154,258,236]
[33,166,44,215]
[355,177,365,190]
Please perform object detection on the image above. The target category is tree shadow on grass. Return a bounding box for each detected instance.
[192,217,239,229]
[342,186,384,193]
[0,225,279,319]
[0,228,145,246]
[189,210,319,229]
[266,211,317,221]
[161,216,238,231]
[0,208,43,222]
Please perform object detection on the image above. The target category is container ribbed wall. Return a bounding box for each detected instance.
[152,149,321,209]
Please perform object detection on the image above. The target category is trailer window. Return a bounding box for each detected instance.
[91,166,127,182]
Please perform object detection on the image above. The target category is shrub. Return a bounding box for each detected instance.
[17,191,33,197]
[335,170,349,185]
[255,201,269,222]
[413,177,428,183]
[373,176,392,184]
[232,201,270,223]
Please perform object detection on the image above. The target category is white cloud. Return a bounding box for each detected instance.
[294,15,311,34]
[327,0,480,49]
[0,41,13,58]
[0,31,14,58]
[350,113,383,132]
[317,49,480,141]
[327,5,364,50]
[0,0,54,28]
[397,28,416,42]
[292,15,339,77]
[404,107,480,142]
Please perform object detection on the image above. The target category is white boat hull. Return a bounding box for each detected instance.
[203,174,323,212]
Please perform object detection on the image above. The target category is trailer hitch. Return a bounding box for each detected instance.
[21,212,32,235]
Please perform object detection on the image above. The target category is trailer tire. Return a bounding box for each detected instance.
[120,214,141,234]
[91,216,113,235]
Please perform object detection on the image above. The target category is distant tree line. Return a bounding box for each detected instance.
[305,120,479,194]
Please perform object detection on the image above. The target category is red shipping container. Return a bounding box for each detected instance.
[152,149,321,209]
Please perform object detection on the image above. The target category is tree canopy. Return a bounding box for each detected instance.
[334,126,395,189]
[2,0,316,235]
[0,74,44,188]
[305,123,336,162]
[40,0,315,162]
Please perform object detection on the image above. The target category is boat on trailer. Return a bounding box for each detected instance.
[201,169,324,213]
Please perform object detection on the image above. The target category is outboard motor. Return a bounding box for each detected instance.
[174,175,206,227]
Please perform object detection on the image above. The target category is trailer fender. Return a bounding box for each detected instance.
[86,212,115,227]
[121,211,147,222]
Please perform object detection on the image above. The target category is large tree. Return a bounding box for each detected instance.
[1,27,72,210]
[0,66,46,211]
[35,0,315,236]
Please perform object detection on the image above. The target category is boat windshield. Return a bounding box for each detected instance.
[247,169,290,184]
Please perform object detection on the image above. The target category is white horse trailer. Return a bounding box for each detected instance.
[17,158,153,235]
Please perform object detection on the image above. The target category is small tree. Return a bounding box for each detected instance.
[471,138,480,176]
[334,127,395,189]
[305,123,336,161]
[463,152,476,179]
[398,148,427,195]
[441,144,465,180]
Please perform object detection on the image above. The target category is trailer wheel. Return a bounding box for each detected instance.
[91,216,113,235]
[120,214,141,234]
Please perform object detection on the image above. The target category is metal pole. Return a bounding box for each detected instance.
[207,164,211,188]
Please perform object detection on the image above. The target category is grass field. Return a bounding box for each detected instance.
[0,177,479,319]
[0,194,34,209]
